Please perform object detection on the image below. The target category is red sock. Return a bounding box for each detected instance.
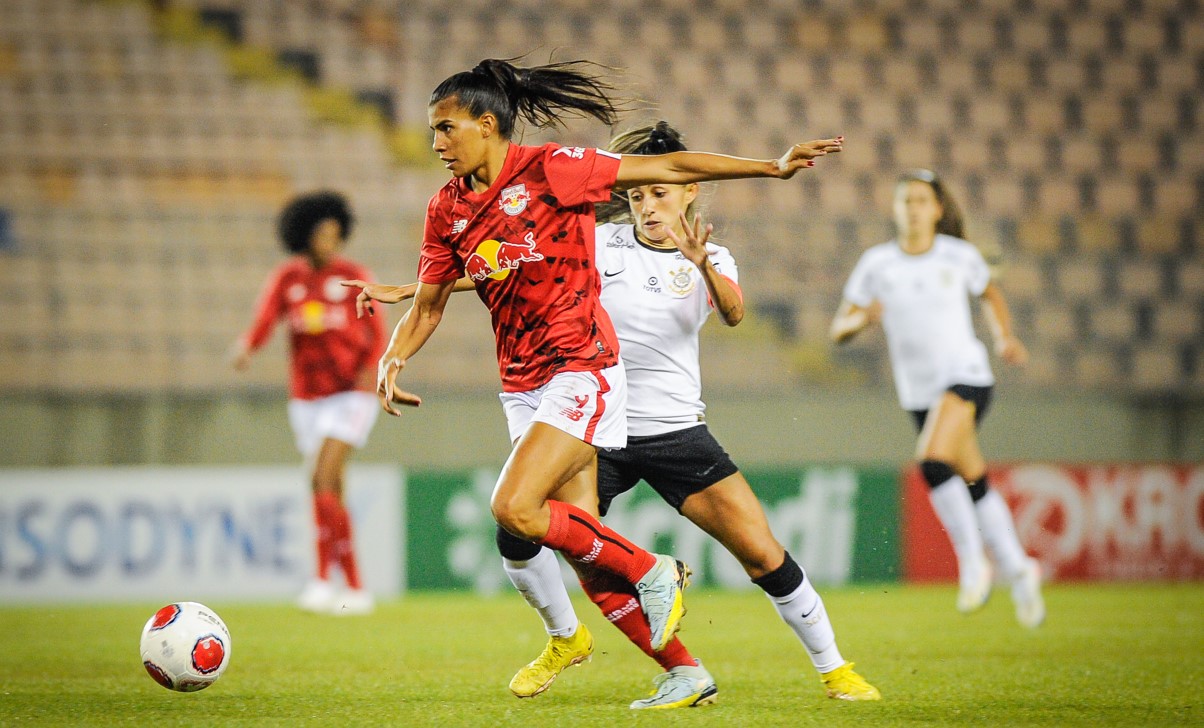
[539,501,656,584]
[319,493,362,590]
[580,570,695,670]
[313,492,338,581]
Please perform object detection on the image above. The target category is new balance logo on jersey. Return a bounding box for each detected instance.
[451,219,468,234]
[552,146,585,160]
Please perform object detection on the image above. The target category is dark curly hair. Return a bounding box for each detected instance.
[277,191,354,254]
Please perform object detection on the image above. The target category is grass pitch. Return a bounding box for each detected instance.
[2,583,1200,726]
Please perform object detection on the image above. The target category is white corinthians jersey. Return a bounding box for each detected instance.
[595,222,738,436]
[842,234,995,411]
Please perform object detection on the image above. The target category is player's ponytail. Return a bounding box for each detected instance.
[430,58,623,138]
[898,169,966,240]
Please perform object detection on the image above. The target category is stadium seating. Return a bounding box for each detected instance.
[0,0,1198,395]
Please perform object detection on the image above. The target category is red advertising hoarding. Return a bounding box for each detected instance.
[903,464,1204,582]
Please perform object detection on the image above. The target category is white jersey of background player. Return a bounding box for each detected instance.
[842,233,995,411]
[832,169,1043,629]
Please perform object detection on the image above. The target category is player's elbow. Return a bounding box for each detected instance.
[721,303,744,327]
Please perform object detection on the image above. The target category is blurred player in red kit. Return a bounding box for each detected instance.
[231,191,385,616]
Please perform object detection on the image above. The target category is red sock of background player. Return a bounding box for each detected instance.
[579,570,695,671]
[312,492,338,582]
[325,495,362,590]
[539,501,656,583]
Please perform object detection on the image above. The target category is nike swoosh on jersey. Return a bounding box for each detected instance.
[603,269,624,277]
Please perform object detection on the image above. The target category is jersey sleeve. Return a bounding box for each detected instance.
[963,243,992,296]
[241,265,287,350]
[842,249,877,307]
[543,145,622,207]
[704,243,742,309]
[417,193,465,284]
[706,243,739,285]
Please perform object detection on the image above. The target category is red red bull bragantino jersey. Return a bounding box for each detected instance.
[418,143,623,392]
[242,256,387,400]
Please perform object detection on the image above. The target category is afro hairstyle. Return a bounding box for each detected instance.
[277,191,355,254]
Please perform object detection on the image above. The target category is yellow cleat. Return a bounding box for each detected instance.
[508,623,594,698]
[820,662,882,701]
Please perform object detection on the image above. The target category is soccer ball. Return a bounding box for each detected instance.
[139,602,232,692]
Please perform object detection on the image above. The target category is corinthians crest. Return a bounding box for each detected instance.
[667,265,696,296]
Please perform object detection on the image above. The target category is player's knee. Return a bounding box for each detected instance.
[919,459,957,489]
[490,495,538,540]
[495,523,542,561]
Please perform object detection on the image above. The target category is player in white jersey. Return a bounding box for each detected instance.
[831,169,1044,628]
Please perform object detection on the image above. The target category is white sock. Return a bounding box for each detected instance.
[975,489,1029,580]
[767,575,845,674]
[928,476,989,590]
[502,548,578,637]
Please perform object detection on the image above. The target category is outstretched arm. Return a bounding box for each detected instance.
[614,137,843,190]
[376,279,457,415]
[829,299,882,344]
[981,282,1028,366]
[342,277,475,318]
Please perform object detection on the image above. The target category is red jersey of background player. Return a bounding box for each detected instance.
[418,143,622,392]
[242,256,386,400]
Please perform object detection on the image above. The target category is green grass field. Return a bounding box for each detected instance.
[2,584,1201,726]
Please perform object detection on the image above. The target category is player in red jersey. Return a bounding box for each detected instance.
[343,58,841,702]
[231,191,386,616]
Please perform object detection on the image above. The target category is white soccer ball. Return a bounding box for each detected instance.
[139,602,232,692]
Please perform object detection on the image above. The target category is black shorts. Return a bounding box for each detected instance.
[909,384,994,432]
[596,425,740,517]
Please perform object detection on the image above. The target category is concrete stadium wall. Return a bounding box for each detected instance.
[2,389,1201,468]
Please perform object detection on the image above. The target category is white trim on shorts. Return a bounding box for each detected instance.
[286,390,380,457]
[499,361,628,449]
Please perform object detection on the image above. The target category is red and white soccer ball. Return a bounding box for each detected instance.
[139,602,232,692]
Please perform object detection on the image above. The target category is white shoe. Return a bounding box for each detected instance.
[629,661,717,710]
[1011,558,1045,628]
[956,558,993,613]
[297,579,336,614]
[331,588,375,616]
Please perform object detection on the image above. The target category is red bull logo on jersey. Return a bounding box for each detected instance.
[498,183,529,216]
[465,231,544,282]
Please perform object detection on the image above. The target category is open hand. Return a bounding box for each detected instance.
[663,213,713,268]
[774,137,844,178]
